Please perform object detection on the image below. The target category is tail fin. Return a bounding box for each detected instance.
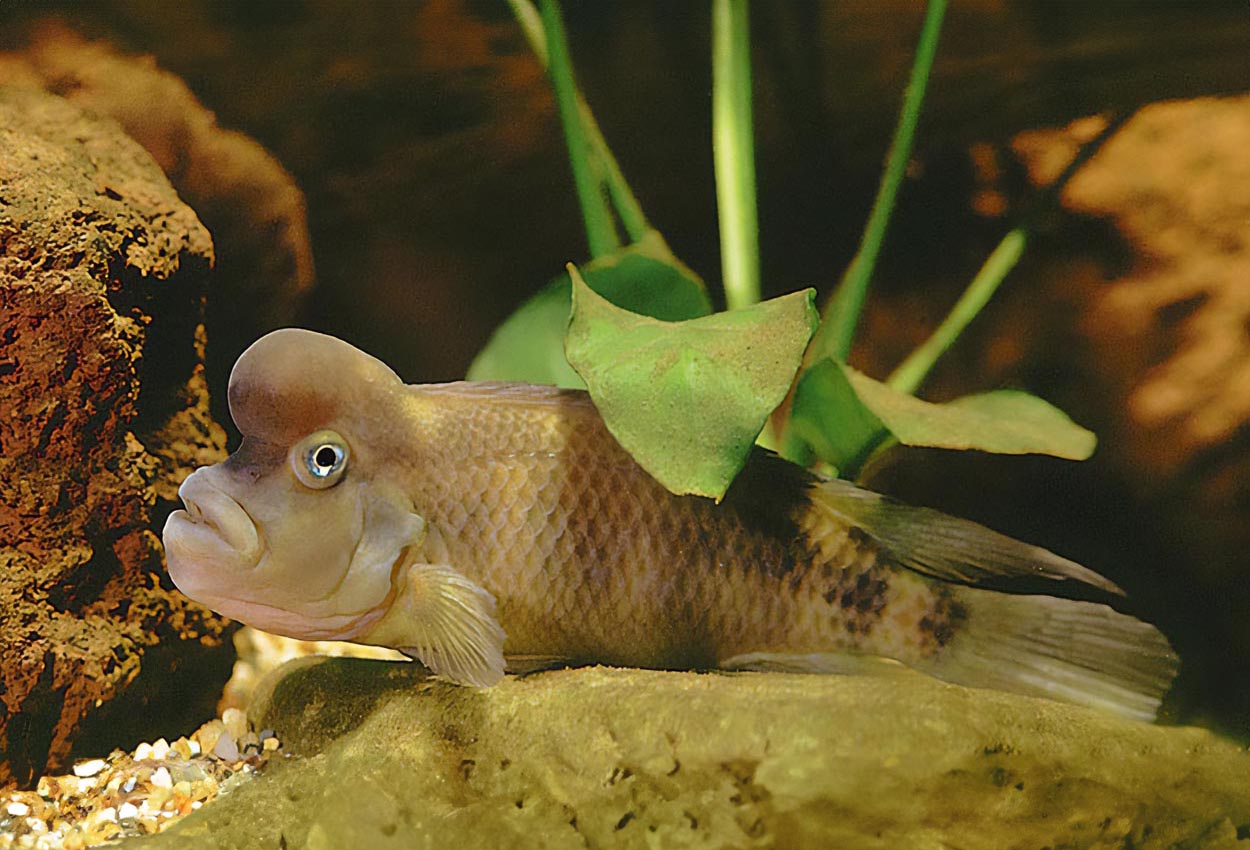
[806,475,1179,720]
[915,587,1178,721]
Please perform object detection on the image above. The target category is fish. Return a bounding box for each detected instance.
[162,328,1178,720]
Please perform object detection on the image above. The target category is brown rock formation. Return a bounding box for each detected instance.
[0,85,232,788]
[0,24,314,430]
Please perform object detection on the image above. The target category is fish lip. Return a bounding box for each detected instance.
[165,469,262,569]
[175,587,385,641]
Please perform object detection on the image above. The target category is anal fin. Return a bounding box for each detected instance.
[721,651,908,677]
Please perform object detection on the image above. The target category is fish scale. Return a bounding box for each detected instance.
[402,383,931,670]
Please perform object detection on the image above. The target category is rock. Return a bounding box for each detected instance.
[0,23,315,430]
[138,661,1250,850]
[0,84,232,787]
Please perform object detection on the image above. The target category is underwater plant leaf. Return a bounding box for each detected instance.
[566,270,818,499]
[788,359,889,476]
[466,276,584,387]
[790,359,1097,476]
[934,391,1097,458]
[467,231,711,387]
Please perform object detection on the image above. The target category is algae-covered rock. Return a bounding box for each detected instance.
[139,660,1249,850]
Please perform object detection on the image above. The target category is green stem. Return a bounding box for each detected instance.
[506,0,546,62]
[888,229,1027,395]
[509,0,649,244]
[887,111,1131,395]
[712,0,760,310]
[579,100,650,242]
[538,0,620,258]
[809,0,947,361]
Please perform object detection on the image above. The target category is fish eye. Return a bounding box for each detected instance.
[291,430,349,489]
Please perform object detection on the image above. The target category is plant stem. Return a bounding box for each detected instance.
[887,110,1131,395]
[712,0,760,309]
[538,0,620,258]
[808,0,947,361]
[509,0,650,244]
[887,229,1026,395]
[579,99,650,242]
[506,0,547,62]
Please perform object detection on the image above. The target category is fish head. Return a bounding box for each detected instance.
[163,328,426,641]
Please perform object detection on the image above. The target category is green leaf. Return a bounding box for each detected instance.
[566,269,818,499]
[466,231,712,387]
[789,360,889,475]
[466,276,584,387]
[790,359,1097,477]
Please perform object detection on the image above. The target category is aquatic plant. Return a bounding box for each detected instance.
[473,0,1114,499]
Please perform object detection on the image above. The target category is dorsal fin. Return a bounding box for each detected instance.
[415,380,593,408]
[808,475,1124,597]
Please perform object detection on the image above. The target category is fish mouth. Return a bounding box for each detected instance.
[164,469,262,573]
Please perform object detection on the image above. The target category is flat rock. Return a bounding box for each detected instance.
[140,661,1250,850]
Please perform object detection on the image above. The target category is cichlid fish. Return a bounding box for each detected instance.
[163,329,1178,719]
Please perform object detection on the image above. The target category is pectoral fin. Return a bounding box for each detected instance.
[362,561,507,688]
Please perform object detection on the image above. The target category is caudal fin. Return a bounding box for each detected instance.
[916,586,1178,721]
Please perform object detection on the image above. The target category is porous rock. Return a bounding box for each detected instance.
[0,23,314,425]
[0,84,232,788]
[140,661,1250,850]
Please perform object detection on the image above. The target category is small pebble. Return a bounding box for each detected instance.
[149,767,172,790]
[212,734,239,763]
[71,761,105,779]
[192,720,224,755]
[1,709,281,849]
[170,739,193,760]
[145,787,172,811]
[221,709,248,742]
